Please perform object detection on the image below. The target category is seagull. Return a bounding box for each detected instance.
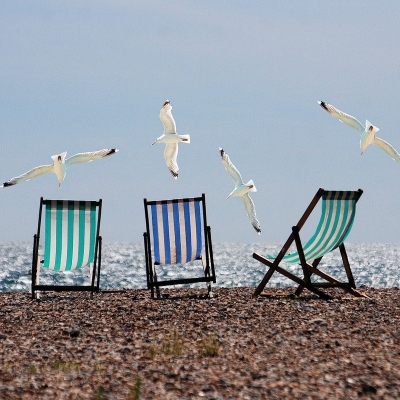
[2,148,119,187]
[152,100,190,179]
[318,101,400,163]
[219,148,261,234]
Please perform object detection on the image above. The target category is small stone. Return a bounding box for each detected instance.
[69,329,80,338]
[360,382,377,394]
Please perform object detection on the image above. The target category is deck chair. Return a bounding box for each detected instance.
[253,188,366,299]
[143,193,216,298]
[31,198,102,299]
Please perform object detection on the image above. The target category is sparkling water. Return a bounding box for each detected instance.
[1,242,399,292]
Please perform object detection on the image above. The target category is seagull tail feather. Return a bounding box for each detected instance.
[180,134,190,143]
[246,179,257,192]
[365,120,379,133]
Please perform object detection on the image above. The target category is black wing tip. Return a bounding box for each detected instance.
[219,148,225,157]
[107,149,118,156]
[318,101,329,111]
[163,100,170,107]
[2,182,14,187]
[169,169,178,179]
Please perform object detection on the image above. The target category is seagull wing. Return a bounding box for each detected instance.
[160,100,177,134]
[220,148,243,186]
[242,193,261,234]
[65,149,118,167]
[373,137,400,163]
[318,101,365,133]
[164,143,179,178]
[2,164,54,187]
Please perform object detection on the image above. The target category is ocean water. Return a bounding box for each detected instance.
[0,242,399,292]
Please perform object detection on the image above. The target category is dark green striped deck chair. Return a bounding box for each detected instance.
[32,198,102,299]
[253,188,366,299]
[143,193,216,299]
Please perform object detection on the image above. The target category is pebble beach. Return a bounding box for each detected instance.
[1,286,400,399]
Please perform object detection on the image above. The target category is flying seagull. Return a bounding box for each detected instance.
[2,148,118,187]
[152,100,190,179]
[318,101,400,163]
[219,148,261,234]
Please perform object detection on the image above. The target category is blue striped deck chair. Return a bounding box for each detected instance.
[31,197,102,299]
[253,188,367,299]
[143,193,216,298]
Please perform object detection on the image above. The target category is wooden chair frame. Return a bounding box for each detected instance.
[31,197,102,299]
[143,193,216,298]
[253,188,366,299]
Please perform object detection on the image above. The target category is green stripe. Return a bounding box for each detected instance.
[336,200,356,247]
[42,200,98,271]
[54,201,63,271]
[43,203,52,268]
[300,198,340,260]
[268,194,356,263]
[87,202,96,264]
[77,201,86,268]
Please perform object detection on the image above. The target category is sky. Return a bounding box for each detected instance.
[1,1,400,244]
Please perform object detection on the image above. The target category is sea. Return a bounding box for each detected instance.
[1,242,399,292]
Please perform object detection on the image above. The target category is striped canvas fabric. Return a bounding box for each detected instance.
[43,200,98,271]
[267,191,358,264]
[150,198,203,265]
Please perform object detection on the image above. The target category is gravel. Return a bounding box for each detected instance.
[1,286,400,399]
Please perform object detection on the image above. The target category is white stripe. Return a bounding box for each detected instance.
[71,201,80,269]
[303,191,341,260]
[189,200,197,261]
[178,200,187,263]
[81,203,91,267]
[59,201,69,271]
[156,203,165,264]
[285,192,355,263]
[307,193,355,260]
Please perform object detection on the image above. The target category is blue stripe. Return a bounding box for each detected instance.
[183,201,192,262]
[162,203,171,264]
[173,202,182,263]
[151,205,160,264]
[194,201,202,259]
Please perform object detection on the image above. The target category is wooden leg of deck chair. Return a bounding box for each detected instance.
[253,254,279,296]
[201,256,213,298]
[339,244,356,288]
[273,264,332,299]
[295,257,323,296]
[292,227,312,285]
[307,264,366,298]
[253,253,331,299]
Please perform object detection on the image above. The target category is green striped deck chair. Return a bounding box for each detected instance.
[253,188,367,299]
[143,193,216,298]
[32,197,102,299]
